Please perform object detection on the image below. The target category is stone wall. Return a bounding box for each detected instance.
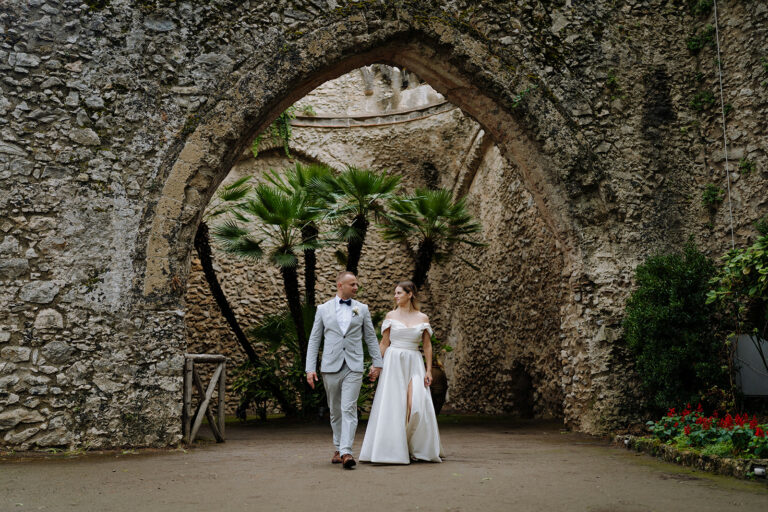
[1,0,767,449]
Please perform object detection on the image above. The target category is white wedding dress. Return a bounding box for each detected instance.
[360,319,443,463]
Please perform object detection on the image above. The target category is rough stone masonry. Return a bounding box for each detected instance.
[0,0,766,449]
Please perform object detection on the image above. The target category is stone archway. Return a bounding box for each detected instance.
[141,31,606,436]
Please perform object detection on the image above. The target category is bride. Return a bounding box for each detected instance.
[360,280,443,464]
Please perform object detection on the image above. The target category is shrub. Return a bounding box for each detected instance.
[624,241,728,413]
[232,305,325,419]
[707,233,768,376]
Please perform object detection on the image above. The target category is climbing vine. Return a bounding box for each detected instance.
[252,106,298,158]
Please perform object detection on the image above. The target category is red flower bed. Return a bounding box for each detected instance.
[647,404,768,457]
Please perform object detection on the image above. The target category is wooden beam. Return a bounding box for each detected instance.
[218,361,226,440]
[183,358,193,444]
[185,354,227,363]
[192,366,224,443]
[189,363,224,443]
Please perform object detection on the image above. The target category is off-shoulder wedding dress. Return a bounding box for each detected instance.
[360,319,443,464]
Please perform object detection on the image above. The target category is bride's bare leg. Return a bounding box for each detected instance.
[406,378,413,424]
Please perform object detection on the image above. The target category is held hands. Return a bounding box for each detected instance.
[369,366,382,382]
[306,371,319,389]
[424,370,433,388]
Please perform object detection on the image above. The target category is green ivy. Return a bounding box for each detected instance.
[701,183,724,208]
[690,90,716,112]
[689,0,714,16]
[252,106,298,158]
[300,105,317,117]
[687,25,716,54]
[738,158,756,175]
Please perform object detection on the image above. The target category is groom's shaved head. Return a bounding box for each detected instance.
[336,271,358,300]
[336,270,356,283]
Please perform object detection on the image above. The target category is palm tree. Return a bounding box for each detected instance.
[380,188,485,289]
[317,166,401,275]
[195,177,297,415]
[267,163,333,309]
[213,183,316,374]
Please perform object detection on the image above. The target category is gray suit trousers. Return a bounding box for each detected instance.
[322,361,363,456]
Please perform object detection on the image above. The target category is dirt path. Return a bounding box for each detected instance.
[2,419,767,511]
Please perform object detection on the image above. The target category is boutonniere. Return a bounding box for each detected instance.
[352,306,360,317]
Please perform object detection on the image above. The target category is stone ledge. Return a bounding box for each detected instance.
[615,435,768,482]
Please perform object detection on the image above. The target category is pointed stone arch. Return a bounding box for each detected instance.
[139,22,609,431]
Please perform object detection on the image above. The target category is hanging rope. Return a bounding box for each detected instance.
[713,0,736,250]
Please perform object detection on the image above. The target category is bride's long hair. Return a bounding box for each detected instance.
[396,280,420,311]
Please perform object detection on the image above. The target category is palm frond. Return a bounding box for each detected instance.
[248,311,296,352]
[334,249,348,267]
[211,220,264,260]
[332,223,363,243]
[271,251,299,268]
[231,237,265,260]
[217,176,252,202]
[212,220,249,243]
[322,167,401,221]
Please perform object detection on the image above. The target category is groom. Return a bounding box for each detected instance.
[306,271,383,469]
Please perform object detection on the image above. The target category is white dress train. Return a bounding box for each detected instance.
[360,319,443,463]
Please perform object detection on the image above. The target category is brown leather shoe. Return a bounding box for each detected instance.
[341,454,356,469]
[331,451,342,464]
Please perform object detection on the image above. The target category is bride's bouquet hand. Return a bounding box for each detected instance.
[424,370,433,387]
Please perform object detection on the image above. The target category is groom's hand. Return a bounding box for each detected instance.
[369,366,382,382]
[306,371,318,389]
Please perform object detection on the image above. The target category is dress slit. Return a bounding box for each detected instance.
[406,377,414,424]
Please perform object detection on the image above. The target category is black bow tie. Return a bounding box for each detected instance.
[339,298,351,306]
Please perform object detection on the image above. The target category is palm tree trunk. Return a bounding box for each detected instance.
[301,223,318,308]
[412,239,436,289]
[346,214,368,275]
[280,265,308,369]
[280,264,315,416]
[194,222,297,416]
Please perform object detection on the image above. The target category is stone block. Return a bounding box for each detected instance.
[0,236,20,255]
[31,427,73,447]
[0,393,20,406]
[69,128,101,146]
[0,408,44,429]
[0,258,29,279]
[4,426,40,444]
[19,281,60,303]
[0,141,27,156]
[0,375,20,387]
[34,308,64,329]
[45,342,74,367]
[0,362,17,374]
[0,346,31,362]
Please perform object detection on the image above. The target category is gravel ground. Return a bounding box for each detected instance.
[1,418,767,511]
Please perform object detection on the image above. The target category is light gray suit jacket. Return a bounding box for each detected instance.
[305,297,383,374]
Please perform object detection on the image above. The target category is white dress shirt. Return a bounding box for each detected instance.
[335,295,353,334]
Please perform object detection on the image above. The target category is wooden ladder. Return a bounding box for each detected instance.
[183,354,227,444]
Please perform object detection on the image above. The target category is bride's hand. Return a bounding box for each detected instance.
[424,370,432,387]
